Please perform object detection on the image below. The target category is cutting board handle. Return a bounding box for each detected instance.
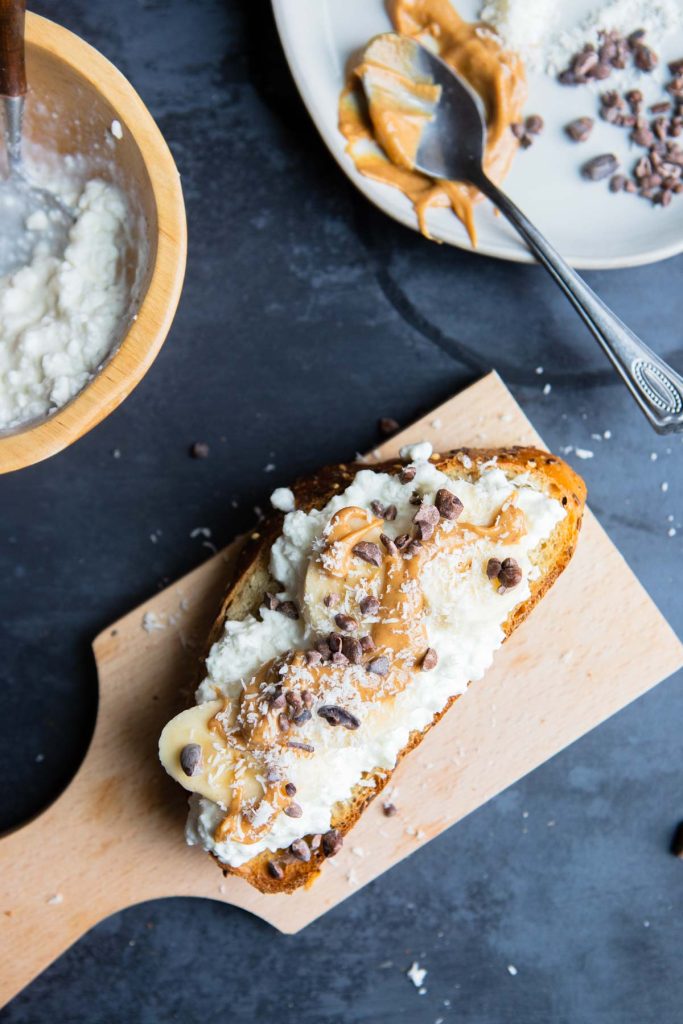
[0,776,110,1006]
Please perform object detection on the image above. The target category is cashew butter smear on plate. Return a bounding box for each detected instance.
[339,0,527,243]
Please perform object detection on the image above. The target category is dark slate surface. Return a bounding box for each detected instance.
[2,2,682,1021]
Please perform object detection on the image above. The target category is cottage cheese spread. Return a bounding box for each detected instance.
[0,176,130,430]
[161,452,565,869]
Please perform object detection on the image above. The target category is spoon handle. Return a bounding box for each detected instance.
[475,173,683,434]
[0,0,25,171]
[0,0,26,98]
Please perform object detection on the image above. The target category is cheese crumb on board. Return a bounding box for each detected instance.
[142,611,165,633]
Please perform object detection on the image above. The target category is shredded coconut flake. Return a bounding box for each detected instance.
[479,0,682,75]
[190,527,212,539]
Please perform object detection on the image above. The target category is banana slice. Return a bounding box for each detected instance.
[159,699,238,805]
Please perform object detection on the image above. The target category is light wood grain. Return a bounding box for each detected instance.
[0,13,186,473]
[1,372,681,1006]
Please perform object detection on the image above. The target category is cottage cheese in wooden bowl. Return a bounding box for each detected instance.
[0,13,186,472]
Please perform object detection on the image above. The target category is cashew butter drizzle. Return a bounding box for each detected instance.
[159,497,527,846]
[338,0,527,243]
[321,502,526,699]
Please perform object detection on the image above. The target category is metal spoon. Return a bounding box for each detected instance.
[0,0,72,277]
[360,34,683,434]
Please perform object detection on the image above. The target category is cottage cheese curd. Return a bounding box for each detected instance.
[180,453,565,868]
[0,175,131,429]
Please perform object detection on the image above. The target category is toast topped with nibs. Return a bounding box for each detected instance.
[159,445,586,893]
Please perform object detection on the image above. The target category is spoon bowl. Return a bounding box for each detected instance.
[409,42,487,183]
[359,34,487,184]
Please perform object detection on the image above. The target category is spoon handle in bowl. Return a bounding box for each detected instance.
[475,173,683,435]
[0,0,26,98]
[0,0,25,170]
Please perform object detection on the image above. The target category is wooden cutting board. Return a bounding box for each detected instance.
[2,372,681,1006]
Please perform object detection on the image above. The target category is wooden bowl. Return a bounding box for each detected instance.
[0,13,187,473]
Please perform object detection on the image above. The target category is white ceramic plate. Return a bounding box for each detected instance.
[272,0,683,268]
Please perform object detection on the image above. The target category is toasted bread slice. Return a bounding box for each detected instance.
[181,446,585,893]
